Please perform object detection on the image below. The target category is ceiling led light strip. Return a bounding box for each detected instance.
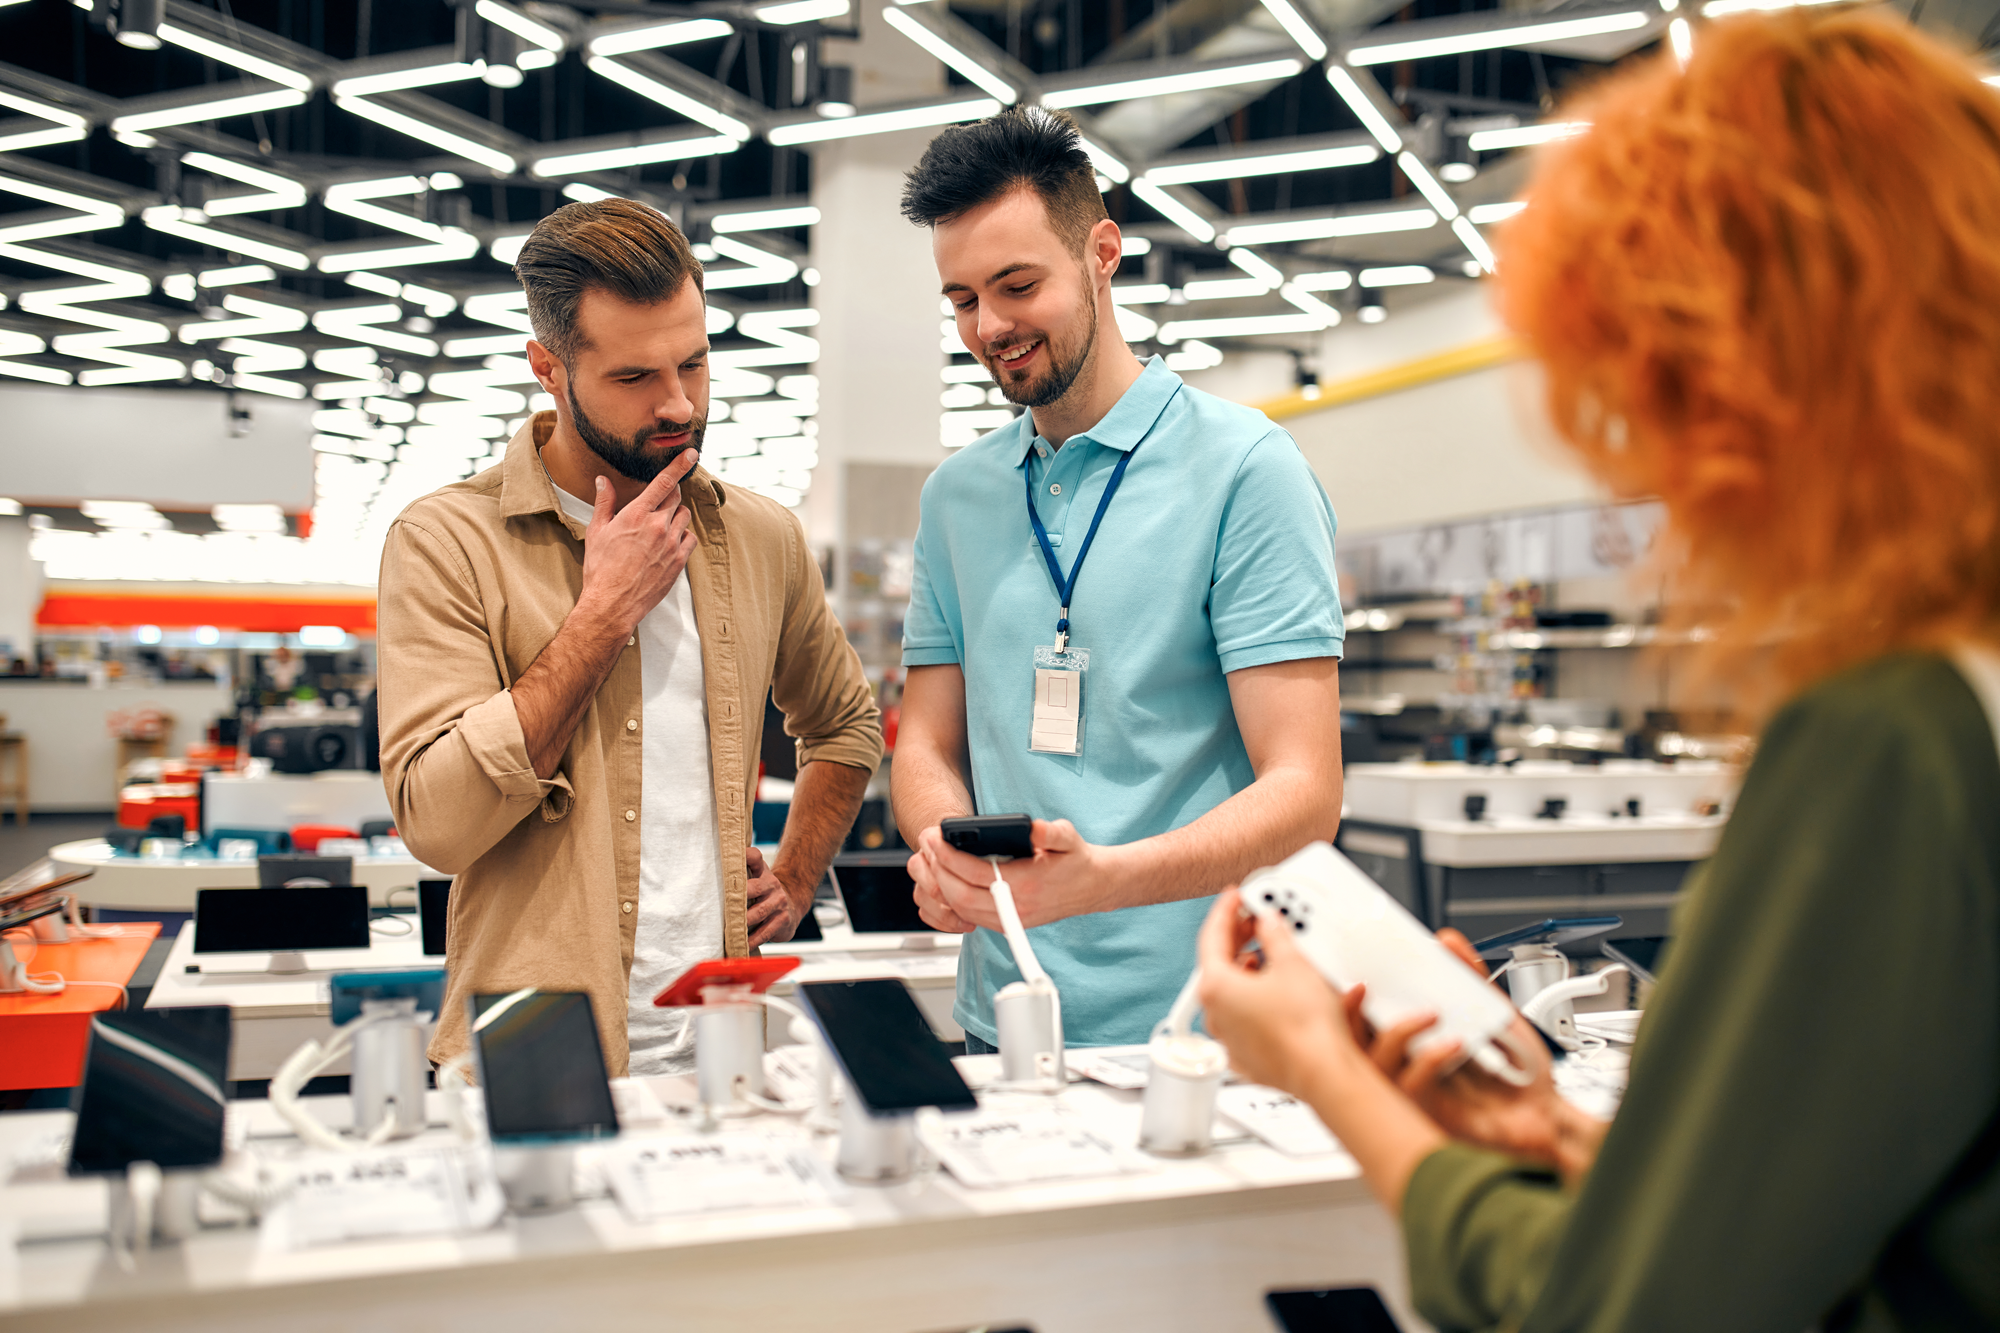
[0,329,69,385]
[755,0,848,22]
[704,235,800,290]
[178,294,310,340]
[1451,216,1498,272]
[1042,57,1304,109]
[313,304,440,356]
[1129,179,1216,244]
[183,152,308,215]
[1396,152,1460,221]
[0,245,183,387]
[1326,66,1404,153]
[317,230,482,274]
[767,97,1000,145]
[710,205,821,233]
[474,0,566,51]
[713,308,819,370]
[1142,142,1379,186]
[1159,312,1325,342]
[140,207,311,269]
[1346,11,1650,64]
[156,23,316,91]
[531,135,740,177]
[588,18,733,56]
[1279,283,1341,326]
[1257,0,1328,60]
[325,177,453,241]
[332,63,485,98]
[881,7,1018,104]
[1078,136,1131,184]
[1466,121,1587,152]
[1224,207,1435,246]
[218,335,309,398]
[334,97,518,174]
[0,89,90,153]
[112,88,309,134]
[585,58,754,141]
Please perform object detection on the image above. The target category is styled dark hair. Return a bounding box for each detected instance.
[900,106,1109,253]
[514,198,703,363]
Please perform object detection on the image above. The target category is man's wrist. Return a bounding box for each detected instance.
[568,590,632,645]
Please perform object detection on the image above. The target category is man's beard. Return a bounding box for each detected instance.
[567,380,705,483]
[988,284,1098,410]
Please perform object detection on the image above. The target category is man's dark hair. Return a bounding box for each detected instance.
[900,106,1109,253]
[514,198,703,364]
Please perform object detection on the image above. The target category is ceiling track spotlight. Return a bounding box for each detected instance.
[1439,136,1477,184]
[1358,287,1387,325]
[817,64,856,118]
[107,0,164,49]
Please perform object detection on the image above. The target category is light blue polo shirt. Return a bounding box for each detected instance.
[902,356,1344,1047]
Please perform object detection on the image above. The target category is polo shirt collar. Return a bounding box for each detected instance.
[1014,355,1183,463]
[499,410,726,538]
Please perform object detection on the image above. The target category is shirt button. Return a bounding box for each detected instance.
[621,901,633,914]
[1049,483,1061,495]
[624,809,636,822]
[627,635,636,646]
[626,719,637,731]
[1037,445,1048,458]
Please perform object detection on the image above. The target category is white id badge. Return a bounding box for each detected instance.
[1030,645,1089,755]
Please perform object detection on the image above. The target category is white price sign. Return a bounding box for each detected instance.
[264,1146,501,1249]
[1214,1086,1349,1158]
[606,1137,837,1222]
[925,1111,1152,1189]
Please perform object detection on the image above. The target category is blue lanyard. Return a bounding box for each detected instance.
[1024,442,1137,651]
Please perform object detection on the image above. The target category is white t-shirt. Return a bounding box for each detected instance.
[552,479,724,1076]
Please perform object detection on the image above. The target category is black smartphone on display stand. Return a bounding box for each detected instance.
[1469,916,1625,961]
[939,814,1035,860]
[1265,1287,1405,1333]
[469,990,620,1143]
[797,979,978,1116]
[67,1007,233,1176]
[1602,935,1671,984]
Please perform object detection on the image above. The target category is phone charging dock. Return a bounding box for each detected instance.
[835,1083,917,1184]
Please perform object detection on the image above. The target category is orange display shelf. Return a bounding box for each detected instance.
[0,923,162,1090]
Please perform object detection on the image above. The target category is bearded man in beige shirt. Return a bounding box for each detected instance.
[375,199,881,1076]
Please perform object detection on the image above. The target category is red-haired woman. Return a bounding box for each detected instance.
[1198,10,2000,1331]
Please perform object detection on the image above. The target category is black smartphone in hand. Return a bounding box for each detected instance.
[939,813,1035,860]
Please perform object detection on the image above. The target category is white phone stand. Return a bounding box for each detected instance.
[986,862,1065,1090]
[1138,970,1226,1156]
[692,991,766,1115]
[349,998,430,1141]
[834,1077,918,1184]
[493,1143,577,1213]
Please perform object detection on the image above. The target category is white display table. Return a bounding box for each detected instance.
[50,840,440,915]
[143,914,965,1080]
[0,1070,1410,1333]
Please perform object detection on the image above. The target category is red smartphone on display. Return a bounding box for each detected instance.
[653,956,801,1007]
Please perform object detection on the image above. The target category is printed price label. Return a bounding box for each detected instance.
[924,1110,1151,1189]
[264,1145,502,1249]
[605,1136,838,1221]
[1215,1086,1347,1158]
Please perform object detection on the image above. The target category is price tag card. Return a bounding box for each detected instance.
[1065,1047,1153,1091]
[604,1136,839,1222]
[924,1109,1153,1189]
[262,1145,503,1250]
[1214,1086,1347,1159]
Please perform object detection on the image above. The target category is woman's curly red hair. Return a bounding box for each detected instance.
[1498,8,2000,704]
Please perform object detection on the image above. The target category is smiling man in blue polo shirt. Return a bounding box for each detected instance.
[891,107,1347,1053]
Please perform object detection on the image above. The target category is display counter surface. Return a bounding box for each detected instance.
[144,916,966,1079]
[1392,813,1727,868]
[0,1070,1406,1333]
[50,840,439,913]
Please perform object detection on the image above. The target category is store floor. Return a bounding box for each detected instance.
[0,812,107,881]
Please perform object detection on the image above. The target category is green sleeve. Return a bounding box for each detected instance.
[1401,655,2000,1333]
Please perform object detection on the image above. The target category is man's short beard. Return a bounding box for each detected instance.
[566,379,705,483]
[991,283,1097,410]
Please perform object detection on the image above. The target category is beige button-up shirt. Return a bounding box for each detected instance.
[376,414,881,1074]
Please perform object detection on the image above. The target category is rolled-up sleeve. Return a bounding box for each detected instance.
[769,512,882,773]
[377,517,574,873]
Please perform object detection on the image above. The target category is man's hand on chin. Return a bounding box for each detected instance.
[746,844,807,948]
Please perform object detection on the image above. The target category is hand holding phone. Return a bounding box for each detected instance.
[939,814,1035,860]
